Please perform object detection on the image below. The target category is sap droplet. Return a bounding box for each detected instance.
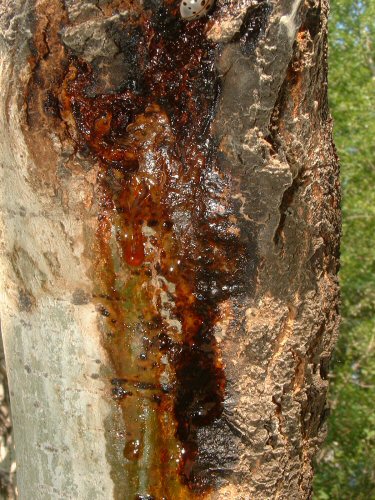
[123,227,145,267]
[124,439,142,460]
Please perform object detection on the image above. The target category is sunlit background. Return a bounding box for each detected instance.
[313,0,375,497]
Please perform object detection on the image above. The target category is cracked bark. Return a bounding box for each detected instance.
[0,0,339,499]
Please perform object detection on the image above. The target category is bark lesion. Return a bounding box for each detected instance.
[55,3,251,495]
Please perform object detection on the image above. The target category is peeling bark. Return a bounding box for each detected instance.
[0,0,339,499]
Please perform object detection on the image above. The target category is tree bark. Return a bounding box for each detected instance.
[0,0,340,499]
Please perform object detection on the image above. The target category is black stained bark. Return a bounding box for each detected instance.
[0,0,340,498]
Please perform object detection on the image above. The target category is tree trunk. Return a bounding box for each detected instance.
[0,0,340,498]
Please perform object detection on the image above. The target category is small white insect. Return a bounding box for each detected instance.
[180,0,215,20]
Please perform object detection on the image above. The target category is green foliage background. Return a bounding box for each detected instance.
[313,0,375,497]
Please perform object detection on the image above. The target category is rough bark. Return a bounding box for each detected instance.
[0,0,340,499]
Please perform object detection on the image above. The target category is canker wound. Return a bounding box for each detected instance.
[60,4,244,498]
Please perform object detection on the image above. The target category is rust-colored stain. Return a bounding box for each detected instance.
[27,0,246,498]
